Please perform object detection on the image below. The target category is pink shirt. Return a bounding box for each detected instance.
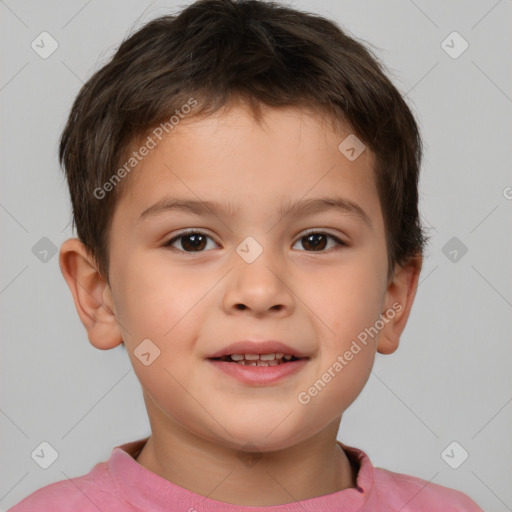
[9,437,483,511]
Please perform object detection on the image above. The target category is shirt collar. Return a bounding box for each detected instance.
[109,437,375,511]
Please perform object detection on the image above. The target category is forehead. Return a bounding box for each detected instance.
[114,102,382,229]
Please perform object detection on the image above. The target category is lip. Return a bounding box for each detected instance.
[207,340,309,359]
[207,358,309,385]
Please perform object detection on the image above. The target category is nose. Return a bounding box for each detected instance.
[223,251,295,318]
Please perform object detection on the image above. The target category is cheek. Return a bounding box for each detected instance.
[308,258,385,341]
[303,265,382,413]
[112,256,192,339]
[115,263,211,381]
[294,347,375,437]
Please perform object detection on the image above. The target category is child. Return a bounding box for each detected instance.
[10,0,484,510]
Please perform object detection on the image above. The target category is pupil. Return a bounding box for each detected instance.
[183,233,206,251]
[303,233,326,251]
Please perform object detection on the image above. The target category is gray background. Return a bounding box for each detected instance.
[1,0,511,510]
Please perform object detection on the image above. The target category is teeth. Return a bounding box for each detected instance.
[256,360,279,366]
[225,353,295,364]
[236,359,280,367]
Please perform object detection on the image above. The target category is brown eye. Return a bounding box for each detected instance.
[293,232,346,252]
[165,231,217,252]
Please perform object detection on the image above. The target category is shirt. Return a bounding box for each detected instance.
[8,437,484,511]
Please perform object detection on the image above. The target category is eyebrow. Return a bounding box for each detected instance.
[139,195,372,228]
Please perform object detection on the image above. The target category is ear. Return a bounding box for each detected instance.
[59,238,123,350]
[377,254,422,355]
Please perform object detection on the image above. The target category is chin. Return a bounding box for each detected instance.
[211,418,307,452]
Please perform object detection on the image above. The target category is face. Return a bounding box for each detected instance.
[105,102,393,452]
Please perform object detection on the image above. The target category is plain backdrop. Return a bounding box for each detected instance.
[1,0,511,510]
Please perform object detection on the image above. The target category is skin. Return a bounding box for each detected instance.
[59,99,421,506]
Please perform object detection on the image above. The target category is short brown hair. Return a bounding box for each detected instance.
[59,0,428,283]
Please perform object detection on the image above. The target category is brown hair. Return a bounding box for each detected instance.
[59,0,428,283]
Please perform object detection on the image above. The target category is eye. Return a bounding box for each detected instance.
[164,230,218,252]
[292,231,347,252]
[163,230,347,253]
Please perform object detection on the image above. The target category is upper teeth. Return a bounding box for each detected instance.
[229,353,293,361]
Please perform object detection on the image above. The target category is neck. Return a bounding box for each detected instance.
[135,398,357,506]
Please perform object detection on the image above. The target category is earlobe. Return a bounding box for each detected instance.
[377,254,422,355]
[59,238,123,350]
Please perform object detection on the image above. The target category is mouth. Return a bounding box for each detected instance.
[207,340,310,362]
[209,353,304,367]
[206,341,310,384]
[207,352,309,385]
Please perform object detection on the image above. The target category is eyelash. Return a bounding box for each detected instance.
[163,229,347,253]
